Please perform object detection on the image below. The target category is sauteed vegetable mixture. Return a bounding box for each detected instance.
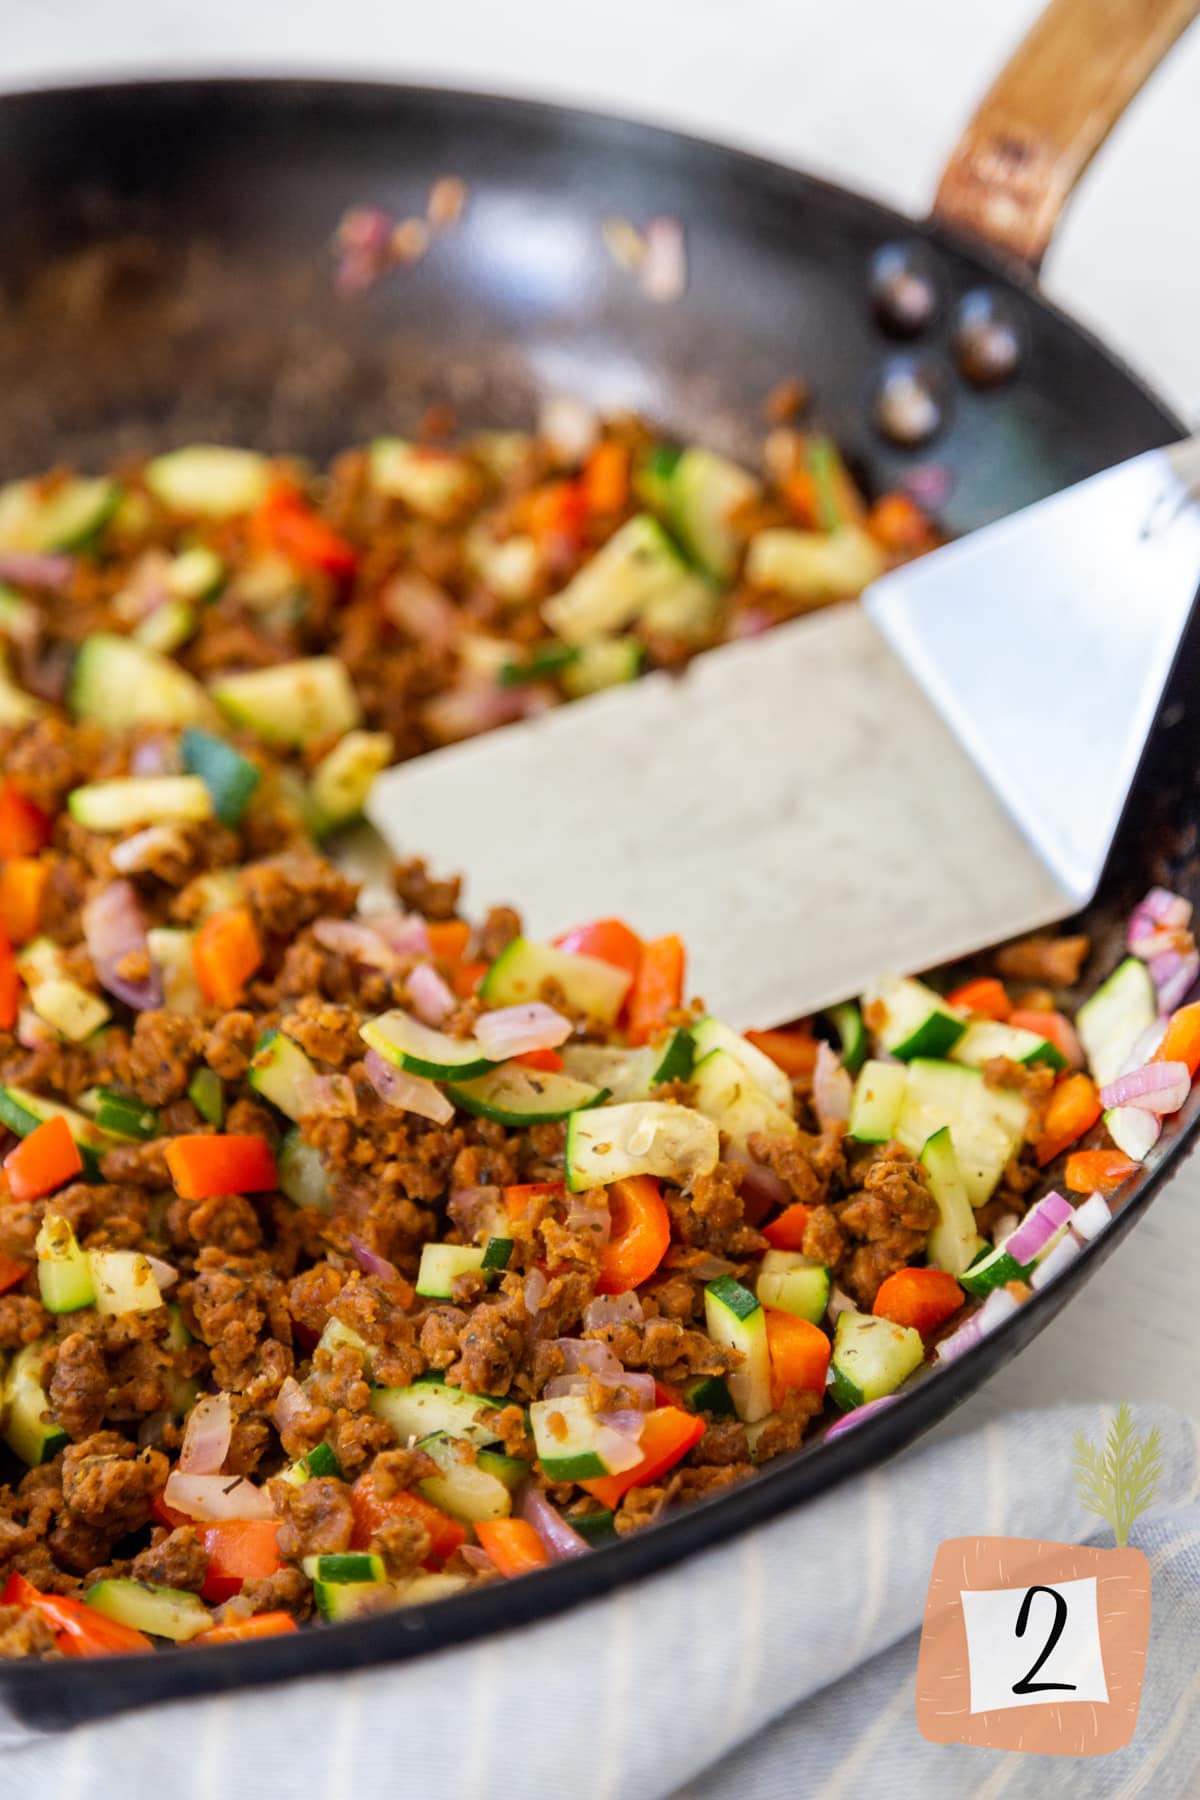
[0,420,1193,1657]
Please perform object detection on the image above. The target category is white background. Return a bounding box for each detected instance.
[3,0,1200,1423]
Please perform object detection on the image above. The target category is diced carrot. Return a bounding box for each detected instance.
[866,491,937,553]
[0,1249,29,1295]
[349,1474,466,1565]
[2,1571,151,1656]
[761,1201,812,1252]
[764,1310,832,1405]
[514,1048,565,1072]
[0,780,51,859]
[945,977,1011,1021]
[581,441,630,516]
[1064,1149,1138,1195]
[252,482,357,579]
[596,1175,671,1295]
[624,934,685,1046]
[552,917,643,983]
[0,856,49,944]
[872,1266,964,1336]
[3,1115,83,1201]
[580,1406,705,1507]
[474,1517,550,1578]
[199,1611,298,1645]
[192,906,262,1009]
[452,959,488,998]
[165,1134,277,1200]
[199,1520,283,1604]
[0,927,18,1032]
[427,919,470,964]
[503,1181,565,1220]
[1155,1001,1200,1078]
[745,1026,818,1078]
[1036,1072,1102,1167]
[1009,1009,1084,1069]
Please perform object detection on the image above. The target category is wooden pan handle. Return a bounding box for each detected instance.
[933,0,1199,268]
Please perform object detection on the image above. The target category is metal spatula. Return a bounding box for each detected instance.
[367,436,1200,1027]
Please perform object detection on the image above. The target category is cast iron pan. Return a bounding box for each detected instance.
[1,0,1198,1732]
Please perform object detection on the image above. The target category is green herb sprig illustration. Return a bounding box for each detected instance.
[1073,1403,1163,1547]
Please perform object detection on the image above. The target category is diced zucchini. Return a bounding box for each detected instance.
[68,775,212,832]
[85,1579,211,1642]
[951,1019,1066,1073]
[23,975,110,1044]
[475,1447,531,1491]
[278,1128,331,1213]
[561,1027,693,1102]
[847,1059,907,1143]
[895,1059,1029,1208]
[542,515,707,646]
[278,1441,345,1487]
[417,1433,514,1523]
[395,1572,470,1607]
[755,1251,831,1324]
[447,1064,606,1127]
[370,1379,504,1447]
[308,730,394,835]
[178,869,243,921]
[1104,1104,1160,1163]
[560,637,644,698]
[316,1316,372,1370]
[360,1010,495,1081]
[181,728,260,826]
[249,1028,320,1122]
[529,1394,643,1481]
[35,1213,96,1313]
[88,1250,163,1316]
[0,586,39,640]
[565,1100,719,1191]
[959,1241,1033,1299]
[826,1001,867,1074]
[498,641,578,687]
[2,1343,68,1466]
[415,1243,487,1299]
[0,474,120,552]
[145,446,271,517]
[920,1126,979,1277]
[744,525,885,600]
[704,1276,771,1423]
[187,1066,225,1127]
[133,598,196,655]
[665,448,759,581]
[303,1552,387,1585]
[569,1508,617,1545]
[310,1575,399,1622]
[480,938,632,1025]
[1077,957,1156,1088]
[167,545,225,602]
[210,657,361,747]
[679,1374,736,1418]
[829,1310,923,1409]
[148,928,204,1015]
[481,1237,513,1272]
[690,1048,797,1157]
[0,1083,116,1177]
[0,645,44,724]
[80,1087,159,1141]
[864,976,966,1061]
[368,440,477,519]
[70,633,211,730]
[690,1016,793,1112]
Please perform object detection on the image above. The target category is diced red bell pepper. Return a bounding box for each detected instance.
[0,780,51,859]
[165,1134,278,1200]
[349,1472,466,1565]
[552,918,643,984]
[624,934,685,1046]
[2,1571,152,1656]
[253,482,358,579]
[596,1175,670,1295]
[199,1610,298,1645]
[474,1518,550,1578]
[3,1114,83,1201]
[580,1406,705,1507]
[761,1201,811,1252]
[200,1519,284,1603]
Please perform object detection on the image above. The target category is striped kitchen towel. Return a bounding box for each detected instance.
[3,1404,1199,1800]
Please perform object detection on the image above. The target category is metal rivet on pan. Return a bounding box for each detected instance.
[869,243,939,338]
[953,289,1024,386]
[873,356,948,447]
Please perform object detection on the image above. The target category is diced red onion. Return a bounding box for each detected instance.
[423,681,535,745]
[476,1002,572,1060]
[686,1253,737,1282]
[1122,1020,1168,1073]
[272,1376,310,1437]
[312,917,397,969]
[518,1488,590,1559]
[364,909,431,956]
[1131,886,1192,937]
[163,1470,275,1521]
[738,1160,791,1214]
[1030,1233,1082,1291]
[812,1042,852,1129]
[989,1211,1020,1250]
[826,1284,857,1322]
[584,1292,643,1331]
[311,1073,358,1118]
[0,551,74,590]
[935,1286,1019,1366]
[1005,1190,1074,1265]
[596,1408,647,1439]
[555,1338,623,1379]
[459,1544,498,1575]
[934,1311,983,1365]
[130,736,180,777]
[179,1393,232,1475]
[143,1253,178,1293]
[1151,949,1200,1016]
[538,394,599,465]
[363,1048,454,1124]
[381,573,458,652]
[523,1268,548,1312]
[618,1371,656,1409]
[82,879,163,1011]
[542,1374,592,1401]
[640,216,687,303]
[979,1286,1021,1330]
[16,1006,54,1049]
[1070,1193,1113,1242]
[110,824,189,875]
[566,1195,611,1244]
[447,1184,504,1237]
[137,1410,172,1451]
[901,463,952,509]
[350,1234,399,1282]
[825,1394,900,1441]
[1099,1060,1190,1116]
[1105,1105,1161,1163]
[589,1421,645,1475]
[730,607,773,640]
[407,962,455,1028]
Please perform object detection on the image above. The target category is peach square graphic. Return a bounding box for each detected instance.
[915,1536,1152,1756]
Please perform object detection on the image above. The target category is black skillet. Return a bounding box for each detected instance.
[1,0,1198,1735]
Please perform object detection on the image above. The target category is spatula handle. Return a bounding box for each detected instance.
[933,0,1199,268]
